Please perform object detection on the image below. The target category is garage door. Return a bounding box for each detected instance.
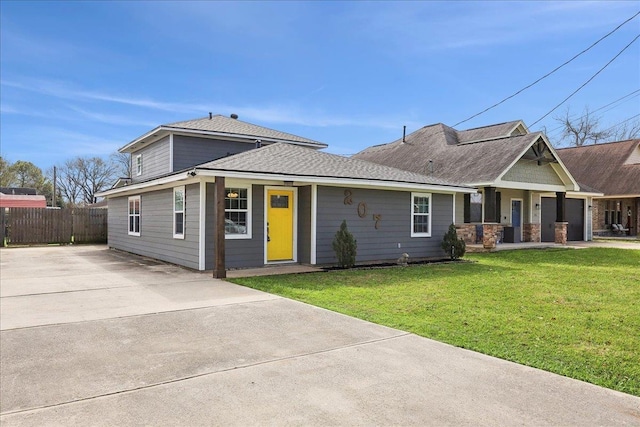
[566,199,584,241]
[541,197,584,242]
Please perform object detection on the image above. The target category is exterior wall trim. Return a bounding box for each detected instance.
[98,169,475,199]
[310,184,318,265]
[169,133,174,173]
[199,181,206,270]
[410,192,432,238]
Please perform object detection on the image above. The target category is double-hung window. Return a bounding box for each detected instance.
[128,195,141,236]
[136,154,143,176]
[225,187,251,239]
[173,186,185,238]
[411,192,431,237]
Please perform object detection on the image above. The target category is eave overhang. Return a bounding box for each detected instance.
[119,127,328,153]
[97,168,476,199]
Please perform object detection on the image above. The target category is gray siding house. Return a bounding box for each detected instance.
[98,115,474,275]
[353,120,601,248]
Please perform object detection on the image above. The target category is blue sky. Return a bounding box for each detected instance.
[1,1,639,172]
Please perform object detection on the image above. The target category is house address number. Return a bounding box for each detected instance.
[344,189,382,230]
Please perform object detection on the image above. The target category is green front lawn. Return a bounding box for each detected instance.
[229,248,640,396]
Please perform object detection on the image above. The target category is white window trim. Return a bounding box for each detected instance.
[173,186,185,239]
[136,154,143,176]
[411,192,432,237]
[225,185,252,240]
[128,195,141,236]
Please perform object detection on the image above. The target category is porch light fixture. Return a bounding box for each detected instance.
[227,191,239,198]
[588,205,593,211]
[535,203,540,210]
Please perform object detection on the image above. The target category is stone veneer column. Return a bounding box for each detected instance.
[523,223,541,243]
[554,222,568,245]
[483,224,498,249]
[455,224,476,245]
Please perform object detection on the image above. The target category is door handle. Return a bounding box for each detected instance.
[267,222,270,242]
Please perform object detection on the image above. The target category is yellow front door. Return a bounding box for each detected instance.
[267,189,294,261]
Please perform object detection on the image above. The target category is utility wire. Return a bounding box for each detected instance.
[600,113,640,133]
[545,88,640,135]
[530,33,640,127]
[453,10,640,127]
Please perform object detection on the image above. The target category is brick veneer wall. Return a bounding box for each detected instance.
[456,224,477,244]
[555,222,568,244]
[523,223,541,242]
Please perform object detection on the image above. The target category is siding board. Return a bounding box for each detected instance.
[205,183,264,270]
[173,136,254,172]
[108,184,200,269]
[131,137,171,183]
[297,186,312,264]
[315,186,452,265]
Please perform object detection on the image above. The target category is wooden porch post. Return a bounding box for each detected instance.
[556,192,566,222]
[483,187,497,223]
[213,176,226,279]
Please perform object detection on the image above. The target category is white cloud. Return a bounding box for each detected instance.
[1,78,415,131]
[347,1,639,54]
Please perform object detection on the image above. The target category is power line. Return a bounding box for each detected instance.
[600,113,640,133]
[453,10,640,127]
[530,33,640,127]
[545,88,640,135]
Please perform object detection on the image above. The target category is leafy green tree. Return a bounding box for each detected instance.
[1,159,53,204]
[0,156,16,187]
[332,220,357,268]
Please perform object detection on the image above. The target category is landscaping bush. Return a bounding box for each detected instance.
[441,223,465,260]
[332,220,357,268]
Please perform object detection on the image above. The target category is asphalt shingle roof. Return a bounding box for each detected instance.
[164,115,326,147]
[557,139,640,195]
[353,123,541,185]
[194,143,467,187]
[456,121,522,143]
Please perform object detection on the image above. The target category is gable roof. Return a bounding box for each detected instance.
[98,143,474,199]
[195,143,466,188]
[353,122,571,186]
[120,114,327,153]
[556,139,640,196]
[457,120,527,143]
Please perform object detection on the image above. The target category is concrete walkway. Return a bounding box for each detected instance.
[1,245,638,426]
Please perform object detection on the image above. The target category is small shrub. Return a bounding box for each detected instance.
[441,223,466,260]
[332,220,357,268]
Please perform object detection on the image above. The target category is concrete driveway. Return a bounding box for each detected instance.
[1,246,638,426]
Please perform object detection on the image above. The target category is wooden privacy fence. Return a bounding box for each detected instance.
[1,208,107,246]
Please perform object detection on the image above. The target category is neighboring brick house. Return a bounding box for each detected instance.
[353,120,600,247]
[557,139,640,237]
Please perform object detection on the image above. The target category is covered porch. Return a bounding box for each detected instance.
[455,185,595,249]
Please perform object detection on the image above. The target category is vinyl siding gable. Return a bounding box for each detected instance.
[502,159,564,186]
[172,135,255,172]
[131,136,171,183]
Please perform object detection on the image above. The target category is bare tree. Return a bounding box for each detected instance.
[110,151,131,178]
[51,160,84,206]
[609,118,640,141]
[55,156,117,206]
[554,107,612,147]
